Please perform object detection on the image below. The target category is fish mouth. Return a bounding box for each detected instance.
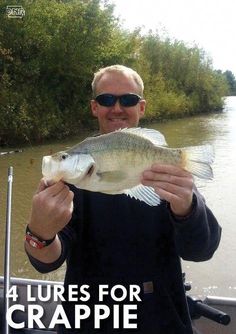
[42,155,57,180]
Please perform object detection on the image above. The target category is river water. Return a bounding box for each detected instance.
[0,96,236,298]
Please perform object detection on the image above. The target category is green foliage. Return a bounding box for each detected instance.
[0,0,124,144]
[135,32,228,118]
[0,0,231,145]
[222,70,236,95]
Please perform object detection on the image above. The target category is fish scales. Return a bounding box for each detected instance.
[71,131,156,156]
[42,127,214,206]
[71,131,159,173]
[152,147,183,166]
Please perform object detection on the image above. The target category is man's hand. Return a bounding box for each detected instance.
[28,179,74,240]
[142,164,194,217]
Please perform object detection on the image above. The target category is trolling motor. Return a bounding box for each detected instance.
[183,274,231,327]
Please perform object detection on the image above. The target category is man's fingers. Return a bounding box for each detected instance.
[43,181,68,197]
[154,186,179,203]
[36,178,48,193]
[142,171,181,184]
[147,164,191,177]
[142,164,193,187]
[62,191,74,211]
[55,187,73,204]
[36,178,59,194]
[56,191,74,224]
[44,178,57,187]
[155,182,187,195]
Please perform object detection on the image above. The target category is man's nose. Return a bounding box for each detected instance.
[112,100,123,112]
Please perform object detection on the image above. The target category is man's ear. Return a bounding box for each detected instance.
[139,99,146,118]
[91,100,98,117]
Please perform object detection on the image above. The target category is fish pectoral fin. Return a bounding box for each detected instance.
[123,185,161,206]
[96,170,127,182]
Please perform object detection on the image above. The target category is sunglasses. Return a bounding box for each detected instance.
[95,93,142,107]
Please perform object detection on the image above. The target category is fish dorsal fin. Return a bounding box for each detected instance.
[123,184,161,206]
[118,127,167,146]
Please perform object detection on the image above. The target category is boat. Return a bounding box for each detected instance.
[0,276,58,333]
[189,294,235,333]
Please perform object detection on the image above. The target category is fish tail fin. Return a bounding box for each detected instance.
[182,144,214,179]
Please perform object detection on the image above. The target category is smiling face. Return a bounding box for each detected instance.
[91,71,146,134]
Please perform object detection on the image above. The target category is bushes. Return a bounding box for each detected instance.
[0,0,229,145]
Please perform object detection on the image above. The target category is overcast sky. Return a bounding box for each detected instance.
[113,0,236,76]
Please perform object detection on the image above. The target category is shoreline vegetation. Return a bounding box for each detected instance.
[0,0,236,147]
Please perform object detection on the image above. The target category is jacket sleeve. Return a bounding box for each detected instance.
[26,223,76,274]
[25,190,79,274]
[169,189,222,262]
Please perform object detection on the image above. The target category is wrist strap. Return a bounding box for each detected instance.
[25,225,56,249]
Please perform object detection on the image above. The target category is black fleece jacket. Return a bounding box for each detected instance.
[27,187,221,334]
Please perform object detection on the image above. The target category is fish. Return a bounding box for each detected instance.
[42,128,214,206]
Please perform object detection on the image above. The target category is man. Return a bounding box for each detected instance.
[25,65,221,333]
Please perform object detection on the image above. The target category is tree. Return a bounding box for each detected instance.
[0,0,131,144]
[223,70,236,95]
[0,0,231,145]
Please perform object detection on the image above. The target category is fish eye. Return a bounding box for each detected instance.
[60,153,69,160]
